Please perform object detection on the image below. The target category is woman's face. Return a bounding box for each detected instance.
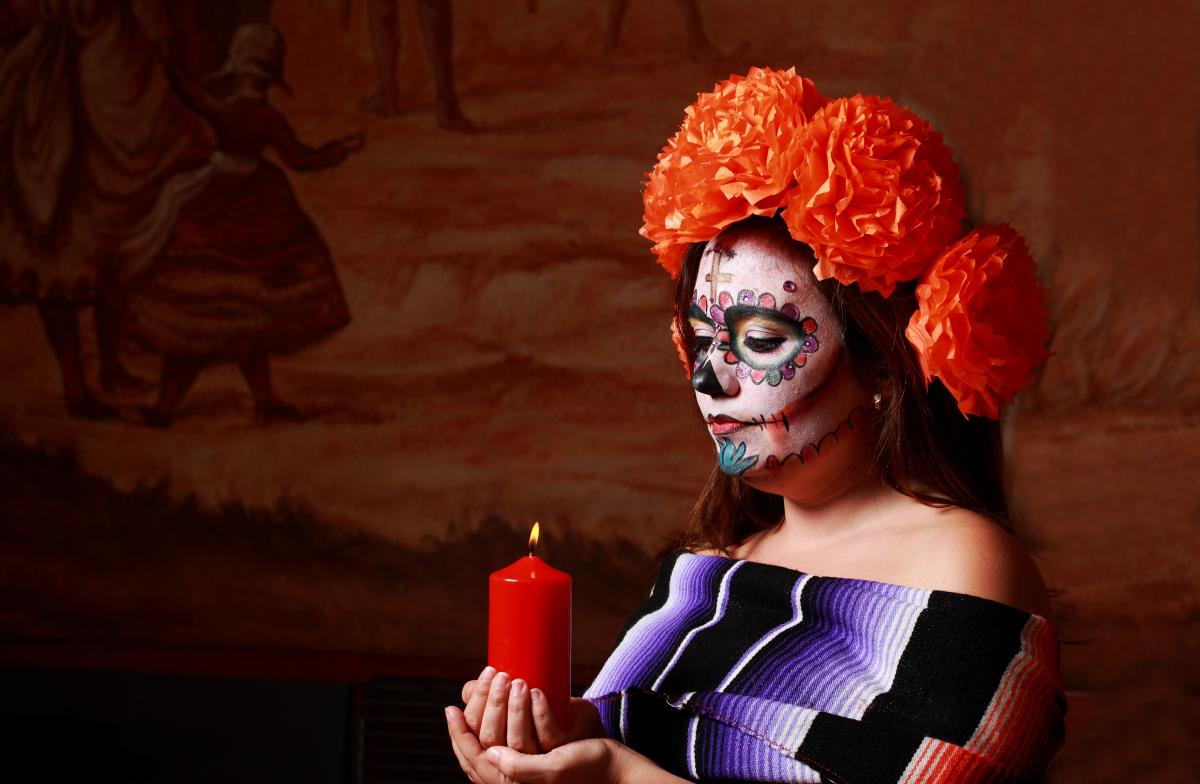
[689,227,875,498]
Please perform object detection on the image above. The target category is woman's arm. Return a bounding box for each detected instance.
[269,114,364,172]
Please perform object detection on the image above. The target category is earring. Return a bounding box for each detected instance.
[873,392,883,412]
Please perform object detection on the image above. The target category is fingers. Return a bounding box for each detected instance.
[506,679,539,753]
[477,671,511,748]
[445,706,507,784]
[529,688,568,751]
[463,666,496,732]
[445,706,485,783]
[446,726,479,783]
[462,664,493,705]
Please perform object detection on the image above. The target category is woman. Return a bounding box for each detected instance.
[446,68,1065,783]
[119,24,363,425]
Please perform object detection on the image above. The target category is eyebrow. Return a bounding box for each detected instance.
[722,304,806,330]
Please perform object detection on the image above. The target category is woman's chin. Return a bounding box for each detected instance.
[742,469,818,498]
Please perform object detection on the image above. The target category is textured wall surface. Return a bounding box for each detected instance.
[1,1,1196,780]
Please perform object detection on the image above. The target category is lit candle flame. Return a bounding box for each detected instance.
[528,521,540,556]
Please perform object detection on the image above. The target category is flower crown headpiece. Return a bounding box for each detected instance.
[643,67,1051,419]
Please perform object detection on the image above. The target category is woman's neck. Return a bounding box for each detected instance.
[774,445,907,547]
[734,470,909,568]
[782,474,896,537]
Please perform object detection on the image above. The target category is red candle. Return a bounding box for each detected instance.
[488,522,572,727]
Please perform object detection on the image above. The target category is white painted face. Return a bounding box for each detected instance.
[689,226,875,497]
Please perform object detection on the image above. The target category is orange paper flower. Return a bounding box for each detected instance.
[641,67,827,277]
[904,225,1052,418]
[670,318,692,379]
[783,95,967,297]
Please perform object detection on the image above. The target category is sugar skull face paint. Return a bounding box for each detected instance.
[690,226,875,493]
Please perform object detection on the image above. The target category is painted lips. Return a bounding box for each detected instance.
[707,414,750,435]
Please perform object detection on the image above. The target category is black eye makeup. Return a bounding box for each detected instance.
[720,305,821,384]
[689,290,821,385]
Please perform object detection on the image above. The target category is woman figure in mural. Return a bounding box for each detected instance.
[118,24,363,427]
[0,0,212,418]
[446,69,1066,782]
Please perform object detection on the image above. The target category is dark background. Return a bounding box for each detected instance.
[2,0,1197,781]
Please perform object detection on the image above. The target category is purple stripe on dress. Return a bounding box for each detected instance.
[689,691,820,755]
[731,578,928,717]
[584,553,730,700]
[688,695,823,781]
[800,580,928,717]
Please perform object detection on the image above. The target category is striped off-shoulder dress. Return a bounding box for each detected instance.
[583,550,1066,783]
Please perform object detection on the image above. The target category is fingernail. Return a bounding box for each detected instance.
[444,706,453,720]
[530,687,542,701]
[491,672,509,691]
[481,665,495,680]
[485,747,502,762]
[512,679,525,694]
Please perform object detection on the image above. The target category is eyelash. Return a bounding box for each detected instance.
[743,335,785,352]
[694,334,783,357]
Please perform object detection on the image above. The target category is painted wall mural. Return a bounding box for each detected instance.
[1,1,1197,780]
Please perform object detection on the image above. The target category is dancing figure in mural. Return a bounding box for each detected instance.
[0,0,211,418]
[119,24,363,427]
[359,0,476,132]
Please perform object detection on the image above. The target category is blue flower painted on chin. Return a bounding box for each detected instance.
[716,438,759,476]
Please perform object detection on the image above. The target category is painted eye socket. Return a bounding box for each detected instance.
[722,305,814,373]
[693,336,714,355]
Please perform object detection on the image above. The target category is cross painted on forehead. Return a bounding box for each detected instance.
[704,241,735,303]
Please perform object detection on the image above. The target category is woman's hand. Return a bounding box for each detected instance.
[321,132,366,163]
[458,667,606,752]
[446,678,680,784]
[497,736,693,784]
[336,131,366,154]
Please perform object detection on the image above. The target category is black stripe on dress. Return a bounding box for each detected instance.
[657,562,800,695]
[624,688,696,781]
[860,592,1028,744]
[797,712,924,783]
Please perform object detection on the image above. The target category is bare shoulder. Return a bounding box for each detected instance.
[896,506,1052,618]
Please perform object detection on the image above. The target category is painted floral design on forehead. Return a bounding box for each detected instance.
[689,284,820,387]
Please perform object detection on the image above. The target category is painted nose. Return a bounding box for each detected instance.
[692,359,729,397]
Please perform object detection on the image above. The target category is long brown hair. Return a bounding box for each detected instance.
[663,216,1008,557]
